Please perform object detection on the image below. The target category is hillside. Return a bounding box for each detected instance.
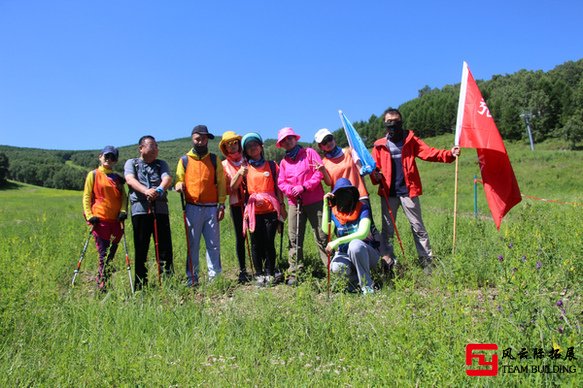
[1,58,582,190]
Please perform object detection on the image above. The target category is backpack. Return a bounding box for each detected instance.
[180,153,218,184]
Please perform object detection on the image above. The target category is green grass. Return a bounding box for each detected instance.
[1,139,582,386]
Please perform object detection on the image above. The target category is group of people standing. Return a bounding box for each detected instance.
[82,108,460,294]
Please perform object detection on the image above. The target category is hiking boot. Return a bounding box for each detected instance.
[238,270,251,284]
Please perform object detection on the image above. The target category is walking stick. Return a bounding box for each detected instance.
[149,203,162,286]
[180,192,195,287]
[378,173,407,261]
[326,199,332,299]
[295,197,302,275]
[71,227,94,287]
[120,221,135,294]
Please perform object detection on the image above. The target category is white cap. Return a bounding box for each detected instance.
[314,128,333,144]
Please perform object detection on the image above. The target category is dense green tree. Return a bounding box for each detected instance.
[0,152,9,187]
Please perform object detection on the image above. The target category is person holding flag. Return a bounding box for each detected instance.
[371,108,460,273]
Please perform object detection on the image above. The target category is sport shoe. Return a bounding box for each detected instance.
[286,275,297,286]
[265,275,274,286]
[256,275,266,287]
[361,286,374,295]
[381,256,396,279]
[238,271,251,284]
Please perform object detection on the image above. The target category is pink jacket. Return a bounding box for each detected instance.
[278,147,324,206]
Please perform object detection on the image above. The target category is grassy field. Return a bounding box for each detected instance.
[1,138,582,386]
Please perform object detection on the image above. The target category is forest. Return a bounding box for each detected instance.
[1,59,582,190]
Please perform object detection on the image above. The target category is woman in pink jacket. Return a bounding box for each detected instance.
[276,127,328,285]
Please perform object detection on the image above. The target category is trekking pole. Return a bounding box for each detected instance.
[239,162,255,275]
[326,199,332,299]
[180,192,195,287]
[120,221,135,294]
[149,203,162,286]
[71,227,93,287]
[295,197,302,276]
[378,174,407,261]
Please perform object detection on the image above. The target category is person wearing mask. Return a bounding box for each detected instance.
[175,125,226,286]
[370,108,460,274]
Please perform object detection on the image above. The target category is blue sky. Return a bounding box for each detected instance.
[1,0,581,150]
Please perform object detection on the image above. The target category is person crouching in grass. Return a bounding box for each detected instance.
[82,145,128,292]
[322,178,380,294]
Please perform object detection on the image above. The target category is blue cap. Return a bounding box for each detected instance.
[332,177,359,201]
[101,145,119,158]
[241,132,263,149]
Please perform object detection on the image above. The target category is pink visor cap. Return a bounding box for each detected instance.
[276,127,301,148]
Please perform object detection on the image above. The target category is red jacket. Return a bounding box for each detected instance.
[370,130,455,198]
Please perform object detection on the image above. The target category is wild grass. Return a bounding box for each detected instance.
[0,139,582,386]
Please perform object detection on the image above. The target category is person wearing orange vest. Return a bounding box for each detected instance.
[175,125,227,287]
[313,128,369,202]
[231,132,287,287]
[219,130,250,283]
[82,145,128,292]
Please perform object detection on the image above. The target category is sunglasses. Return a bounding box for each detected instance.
[320,135,334,145]
[226,139,240,147]
[104,154,118,161]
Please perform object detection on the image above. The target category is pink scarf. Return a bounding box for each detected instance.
[243,192,283,235]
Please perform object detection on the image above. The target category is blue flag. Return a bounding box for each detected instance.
[338,110,376,176]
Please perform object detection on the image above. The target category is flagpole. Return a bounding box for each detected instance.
[452,157,459,254]
[452,61,468,255]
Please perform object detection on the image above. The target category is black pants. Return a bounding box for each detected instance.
[230,204,247,272]
[250,212,278,276]
[132,213,173,289]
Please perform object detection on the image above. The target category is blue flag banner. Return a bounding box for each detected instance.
[338,110,376,176]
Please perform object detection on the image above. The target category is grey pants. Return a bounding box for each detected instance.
[380,195,433,260]
[331,240,379,289]
[287,200,328,273]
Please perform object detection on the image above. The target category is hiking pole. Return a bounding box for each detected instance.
[180,192,195,287]
[295,197,302,277]
[120,221,134,294]
[71,227,93,287]
[326,199,332,299]
[239,162,254,275]
[378,173,407,261]
[149,203,162,286]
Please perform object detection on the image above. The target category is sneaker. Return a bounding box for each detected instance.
[238,271,251,284]
[274,271,284,284]
[265,275,274,286]
[286,275,297,286]
[361,286,374,295]
[256,275,266,287]
[419,256,433,275]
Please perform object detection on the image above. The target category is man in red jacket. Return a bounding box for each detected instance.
[371,108,460,274]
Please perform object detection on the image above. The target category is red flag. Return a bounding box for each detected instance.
[455,62,521,229]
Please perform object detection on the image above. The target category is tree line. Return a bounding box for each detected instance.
[1,59,582,190]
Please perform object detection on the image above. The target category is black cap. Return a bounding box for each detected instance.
[191,124,215,139]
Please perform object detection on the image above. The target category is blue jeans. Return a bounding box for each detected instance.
[331,240,379,289]
[185,204,222,284]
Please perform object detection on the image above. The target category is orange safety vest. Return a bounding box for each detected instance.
[184,155,218,204]
[92,170,123,221]
[246,163,278,214]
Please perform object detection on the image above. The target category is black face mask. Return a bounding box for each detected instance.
[193,144,208,156]
[385,120,404,141]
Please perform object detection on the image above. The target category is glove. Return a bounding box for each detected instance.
[88,216,100,225]
[291,185,305,198]
[118,212,127,221]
